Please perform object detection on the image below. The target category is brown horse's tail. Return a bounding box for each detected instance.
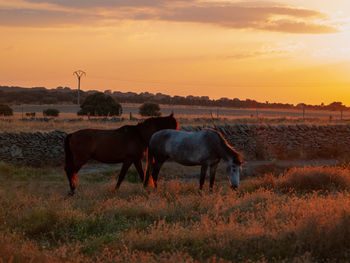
[64,134,79,187]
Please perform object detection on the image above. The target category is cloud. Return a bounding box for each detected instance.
[222,41,306,60]
[261,20,338,34]
[157,5,338,33]
[24,0,174,8]
[0,8,98,27]
[0,0,339,34]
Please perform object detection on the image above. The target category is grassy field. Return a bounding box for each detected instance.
[10,104,350,120]
[2,115,350,133]
[1,162,350,262]
[1,114,350,262]
[2,103,349,133]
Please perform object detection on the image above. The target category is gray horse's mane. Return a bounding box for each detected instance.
[206,128,243,165]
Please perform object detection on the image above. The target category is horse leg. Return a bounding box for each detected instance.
[64,167,76,196]
[64,155,88,196]
[151,159,165,189]
[133,159,145,182]
[209,163,219,192]
[199,165,208,190]
[115,161,133,190]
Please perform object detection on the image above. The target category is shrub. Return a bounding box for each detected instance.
[78,92,122,117]
[43,108,59,117]
[0,104,13,116]
[25,112,36,117]
[139,102,161,117]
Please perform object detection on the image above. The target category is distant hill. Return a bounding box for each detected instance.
[0,86,30,92]
[0,85,348,111]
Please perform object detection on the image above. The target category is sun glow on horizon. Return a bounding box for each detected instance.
[0,0,349,105]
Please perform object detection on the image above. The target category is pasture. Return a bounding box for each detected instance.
[10,103,350,122]
[1,114,350,262]
[1,163,350,262]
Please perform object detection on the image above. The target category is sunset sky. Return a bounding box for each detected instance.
[0,0,349,105]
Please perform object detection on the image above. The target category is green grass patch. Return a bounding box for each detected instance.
[0,162,63,182]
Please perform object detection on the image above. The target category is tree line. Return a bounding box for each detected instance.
[0,85,348,111]
[0,91,162,117]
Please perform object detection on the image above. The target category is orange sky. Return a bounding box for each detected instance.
[0,0,349,105]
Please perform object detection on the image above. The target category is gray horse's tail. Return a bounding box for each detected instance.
[144,148,155,188]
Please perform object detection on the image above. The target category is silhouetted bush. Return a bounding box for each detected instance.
[25,112,36,117]
[43,108,59,117]
[139,102,161,116]
[78,92,122,117]
[0,104,13,116]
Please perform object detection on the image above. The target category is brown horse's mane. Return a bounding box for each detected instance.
[136,114,178,129]
[136,116,159,127]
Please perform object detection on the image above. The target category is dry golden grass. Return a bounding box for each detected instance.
[1,163,350,262]
[1,115,349,133]
[242,166,350,193]
[0,118,133,133]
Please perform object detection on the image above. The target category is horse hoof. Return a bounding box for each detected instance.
[67,190,75,196]
[231,186,238,192]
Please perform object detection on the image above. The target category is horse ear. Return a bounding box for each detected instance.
[170,111,174,117]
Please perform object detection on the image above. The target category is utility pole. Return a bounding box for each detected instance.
[73,70,86,105]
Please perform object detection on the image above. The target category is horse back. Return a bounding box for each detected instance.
[68,127,145,163]
[149,129,220,165]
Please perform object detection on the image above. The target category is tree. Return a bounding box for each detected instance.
[0,104,13,116]
[139,102,161,117]
[78,92,122,116]
[43,108,59,117]
[327,102,345,111]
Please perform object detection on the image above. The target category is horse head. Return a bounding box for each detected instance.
[226,162,242,190]
[164,113,179,130]
[138,114,179,143]
[226,151,244,190]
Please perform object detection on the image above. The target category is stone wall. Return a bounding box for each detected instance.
[184,124,350,160]
[1,124,350,166]
[0,130,66,166]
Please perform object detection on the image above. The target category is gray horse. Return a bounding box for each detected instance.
[144,129,243,190]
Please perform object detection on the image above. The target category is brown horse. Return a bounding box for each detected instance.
[64,114,178,195]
